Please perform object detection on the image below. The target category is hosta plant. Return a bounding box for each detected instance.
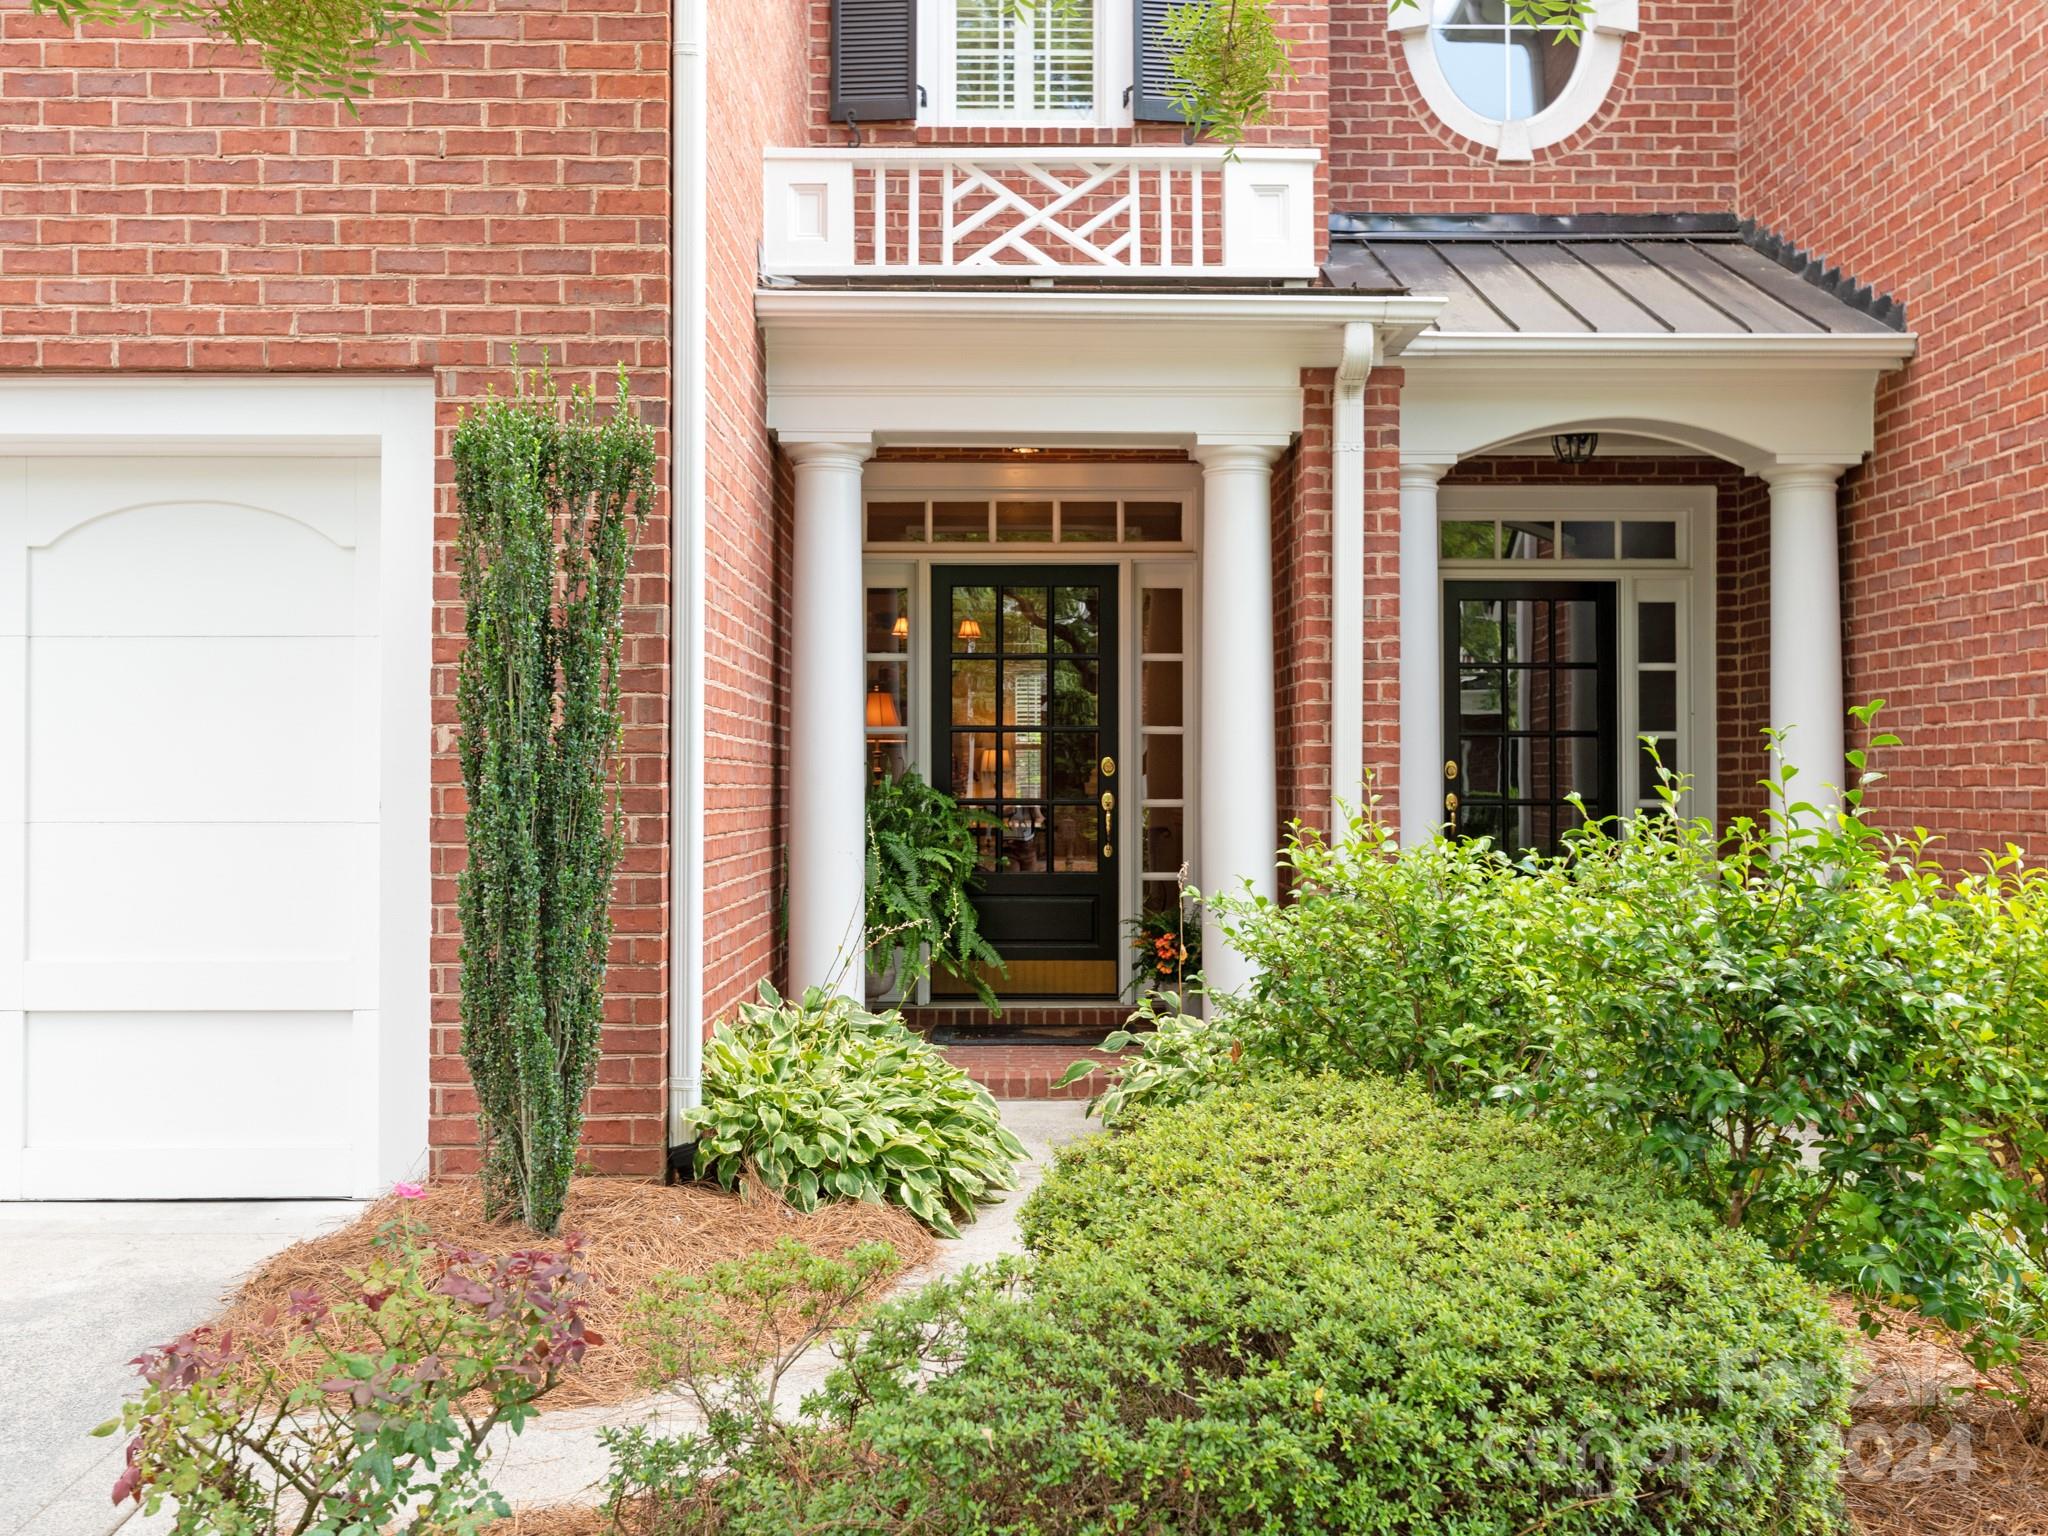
[99,1212,595,1536]
[684,985,1024,1237]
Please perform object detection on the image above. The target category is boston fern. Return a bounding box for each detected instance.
[685,985,1026,1237]
[865,770,1003,1009]
[453,368,655,1235]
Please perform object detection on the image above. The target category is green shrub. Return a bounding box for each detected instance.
[672,1075,1852,1536]
[1183,729,2048,1375]
[866,769,1004,1008]
[683,984,1024,1237]
[1217,801,1565,1103]
[452,368,654,1234]
[1526,736,2048,1369]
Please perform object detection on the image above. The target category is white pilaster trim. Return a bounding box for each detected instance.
[1398,459,1453,849]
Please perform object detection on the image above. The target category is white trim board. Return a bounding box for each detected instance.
[0,377,433,1200]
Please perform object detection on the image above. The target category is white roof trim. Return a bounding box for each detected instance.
[756,287,1447,354]
[760,290,1445,446]
[1407,330,1918,365]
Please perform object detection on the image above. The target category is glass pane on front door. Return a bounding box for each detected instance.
[1443,581,1617,858]
[932,566,1120,984]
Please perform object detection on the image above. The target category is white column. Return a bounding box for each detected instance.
[1765,464,1849,812]
[1193,440,1283,999]
[785,436,873,999]
[1398,462,1449,849]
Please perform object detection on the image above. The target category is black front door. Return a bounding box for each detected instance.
[931,567,1119,990]
[1443,580,1618,857]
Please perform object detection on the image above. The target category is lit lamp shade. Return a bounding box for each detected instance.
[866,685,900,729]
[891,615,909,640]
[956,617,982,642]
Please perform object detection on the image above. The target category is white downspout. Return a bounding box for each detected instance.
[1330,321,1374,827]
[667,0,708,1141]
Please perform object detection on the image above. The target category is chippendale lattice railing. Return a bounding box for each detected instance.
[762,147,1318,280]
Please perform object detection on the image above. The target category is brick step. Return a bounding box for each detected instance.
[944,1043,1126,1101]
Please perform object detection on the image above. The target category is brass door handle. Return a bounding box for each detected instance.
[1445,791,1460,813]
[1101,789,1114,841]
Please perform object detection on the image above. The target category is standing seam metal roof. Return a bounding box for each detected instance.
[1324,230,1905,338]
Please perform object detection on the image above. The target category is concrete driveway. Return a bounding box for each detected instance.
[0,1201,364,1536]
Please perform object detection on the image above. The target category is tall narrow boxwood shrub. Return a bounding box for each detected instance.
[452,369,655,1234]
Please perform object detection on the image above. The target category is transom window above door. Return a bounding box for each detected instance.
[866,494,1188,547]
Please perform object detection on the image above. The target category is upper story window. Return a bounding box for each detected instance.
[951,0,1097,119]
[1390,0,1638,163]
[829,0,1161,133]
[931,0,1130,126]
[1432,2,1578,121]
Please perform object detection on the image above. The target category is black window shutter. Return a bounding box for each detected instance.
[831,0,919,123]
[1132,0,1187,123]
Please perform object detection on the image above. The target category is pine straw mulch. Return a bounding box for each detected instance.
[1842,1299,2048,1535]
[209,1176,936,1412]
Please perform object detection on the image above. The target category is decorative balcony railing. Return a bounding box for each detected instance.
[761,146,1318,281]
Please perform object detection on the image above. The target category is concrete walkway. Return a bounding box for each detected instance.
[3,1100,1093,1536]
[1,1200,367,1536]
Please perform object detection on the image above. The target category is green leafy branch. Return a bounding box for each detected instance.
[29,0,460,106]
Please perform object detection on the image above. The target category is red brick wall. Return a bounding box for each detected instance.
[1739,6,2048,855]
[1274,370,1336,843]
[1329,0,1738,214]
[702,0,812,1021]
[0,0,674,1175]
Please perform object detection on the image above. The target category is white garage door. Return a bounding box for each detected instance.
[1,456,383,1199]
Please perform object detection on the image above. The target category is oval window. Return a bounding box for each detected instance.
[1392,0,1635,162]
[1430,0,1581,122]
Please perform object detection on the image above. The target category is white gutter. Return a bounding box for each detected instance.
[1404,331,1917,365]
[667,0,707,1139]
[1330,321,1374,827]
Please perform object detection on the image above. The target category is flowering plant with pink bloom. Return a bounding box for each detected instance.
[391,1180,427,1201]
[96,1222,598,1535]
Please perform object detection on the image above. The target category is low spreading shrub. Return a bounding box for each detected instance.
[102,1211,594,1536]
[622,1075,1854,1535]
[683,984,1025,1237]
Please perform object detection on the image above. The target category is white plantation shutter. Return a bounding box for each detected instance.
[954,0,1014,112]
[1034,0,1095,113]
[950,0,1095,117]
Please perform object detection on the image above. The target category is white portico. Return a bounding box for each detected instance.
[761,288,1438,999]
[1328,221,1918,848]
